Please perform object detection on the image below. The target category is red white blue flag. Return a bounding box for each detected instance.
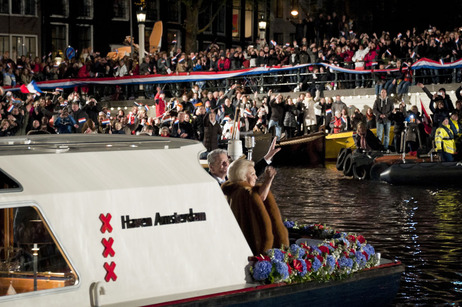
[20,80,43,95]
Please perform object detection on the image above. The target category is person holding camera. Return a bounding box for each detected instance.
[54,108,77,134]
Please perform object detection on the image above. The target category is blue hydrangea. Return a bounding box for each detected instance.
[363,244,375,257]
[310,245,322,254]
[338,256,354,270]
[272,260,289,280]
[290,244,305,258]
[326,255,336,272]
[322,244,335,251]
[252,261,272,280]
[355,251,367,268]
[284,220,295,228]
[267,248,285,262]
[312,257,322,272]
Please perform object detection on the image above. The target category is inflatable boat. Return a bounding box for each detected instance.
[380,161,462,185]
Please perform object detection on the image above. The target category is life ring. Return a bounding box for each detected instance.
[336,148,347,171]
[369,163,390,181]
[353,164,371,180]
[343,153,354,177]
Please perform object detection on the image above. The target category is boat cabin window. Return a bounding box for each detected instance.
[0,206,77,297]
[0,169,21,192]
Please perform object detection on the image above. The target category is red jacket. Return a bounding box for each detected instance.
[217,58,230,71]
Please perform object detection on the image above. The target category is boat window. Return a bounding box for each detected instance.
[0,169,22,192]
[0,206,77,297]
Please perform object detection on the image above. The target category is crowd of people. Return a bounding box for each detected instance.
[1,13,462,161]
[1,77,461,163]
[2,16,462,100]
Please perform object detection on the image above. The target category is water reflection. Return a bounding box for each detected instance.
[271,166,462,305]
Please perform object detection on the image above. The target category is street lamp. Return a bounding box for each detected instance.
[136,7,146,64]
[136,8,146,97]
[290,0,299,17]
[258,15,267,47]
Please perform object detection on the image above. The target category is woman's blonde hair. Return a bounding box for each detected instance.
[228,159,254,182]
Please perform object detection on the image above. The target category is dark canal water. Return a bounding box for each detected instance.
[271,165,462,306]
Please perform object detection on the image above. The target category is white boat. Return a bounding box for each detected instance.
[0,135,403,306]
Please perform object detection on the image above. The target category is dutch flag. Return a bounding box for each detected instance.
[7,105,14,113]
[244,108,252,116]
[440,59,444,65]
[326,109,332,114]
[102,119,111,125]
[144,105,150,111]
[270,40,277,46]
[20,80,43,96]
[78,118,87,124]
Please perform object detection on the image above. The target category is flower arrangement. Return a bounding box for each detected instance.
[249,221,380,284]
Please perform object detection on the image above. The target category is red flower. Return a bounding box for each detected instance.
[316,255,324,263]
[256,255,270,261]
[329,241,337,249]
[362,251,369,260]
[293,259,304,272]
[318,245,330,254]
[348,235,356,242]
[357,235,366,244]
[305,259,312,271]
[306,254,314,259]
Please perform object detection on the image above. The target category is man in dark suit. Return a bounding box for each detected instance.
[207,137,280,185]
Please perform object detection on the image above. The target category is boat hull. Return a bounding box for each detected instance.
[272,132,325,167]
[380,161,462,185]
[149,260,404,307]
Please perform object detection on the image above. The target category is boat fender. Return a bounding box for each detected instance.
[370,163,390,181]
[343,153,354,177]
[352,152,374,168]
[353,164,371,180]
[336,148,348,171]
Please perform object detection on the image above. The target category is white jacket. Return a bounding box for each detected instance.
[352,47,370,68]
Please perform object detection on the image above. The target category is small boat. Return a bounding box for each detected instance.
[335,148,433,181]
[325,127,395,160]
[380,161,462,185]
[0,135,403,306]
[272,131,325,167]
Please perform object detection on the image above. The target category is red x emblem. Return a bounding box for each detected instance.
[102,238,115,258]
[104,262,117,282]
[100,213,113,233]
